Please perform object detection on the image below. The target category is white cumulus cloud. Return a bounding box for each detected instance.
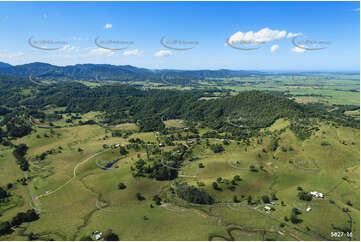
[227,28,287,45]
[270,44,279,53]
[104,23,112,29]
[123,49,143,56]
[287,32,302,38]
[154,50,172,57]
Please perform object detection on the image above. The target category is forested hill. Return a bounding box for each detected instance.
[0,78,357,141]
[0,62,263,82]
[0,62,12,68]
[0,74,33,88]
[0,62,157,82]
[183,92,309,127]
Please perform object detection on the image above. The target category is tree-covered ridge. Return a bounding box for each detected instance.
[0,62,263,82]
[0,77,358,140]
[184,91,308,126]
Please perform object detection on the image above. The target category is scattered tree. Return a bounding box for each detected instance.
[247,195,252,205]
[136,193,145,201]
[233,175,242,181]
[0,221,12,236]
[262,195,270,204]
[103,229,119,241]
[212,182,221,191]
[118,182,126,190]
[249,165,258,172]
[298,191,312,201]
[119,146,128,155]
[210,144,224,153]
[153,195,162,205]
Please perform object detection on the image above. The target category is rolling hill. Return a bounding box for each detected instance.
[0,62,264,82]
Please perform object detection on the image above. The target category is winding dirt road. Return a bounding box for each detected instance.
[35,150,106,200]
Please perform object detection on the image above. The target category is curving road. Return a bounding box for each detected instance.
[36,150,106,200]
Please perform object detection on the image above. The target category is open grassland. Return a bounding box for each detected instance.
[202,74,360,106]
[0,115,359,241]
[83,73,359,106]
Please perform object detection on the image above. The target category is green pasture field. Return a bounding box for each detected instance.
[202,74,360,106]
[0,114,359,241]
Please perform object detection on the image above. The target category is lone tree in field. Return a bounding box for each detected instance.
[233,175,242,181]
[118,182,126,190]
[103,229,119,241]
[136,192,145,201]
[153,195,162,205]
[249,165,258,172]
[212,182,221,191]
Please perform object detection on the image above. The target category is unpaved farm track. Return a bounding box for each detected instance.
[35,150,106,200]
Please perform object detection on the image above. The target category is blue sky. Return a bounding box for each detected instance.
[0,1,359,71]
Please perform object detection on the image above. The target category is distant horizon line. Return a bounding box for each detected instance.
[0,60,359,73]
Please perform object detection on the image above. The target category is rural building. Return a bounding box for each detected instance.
[310,191,324,198]
[264,206,271,211]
